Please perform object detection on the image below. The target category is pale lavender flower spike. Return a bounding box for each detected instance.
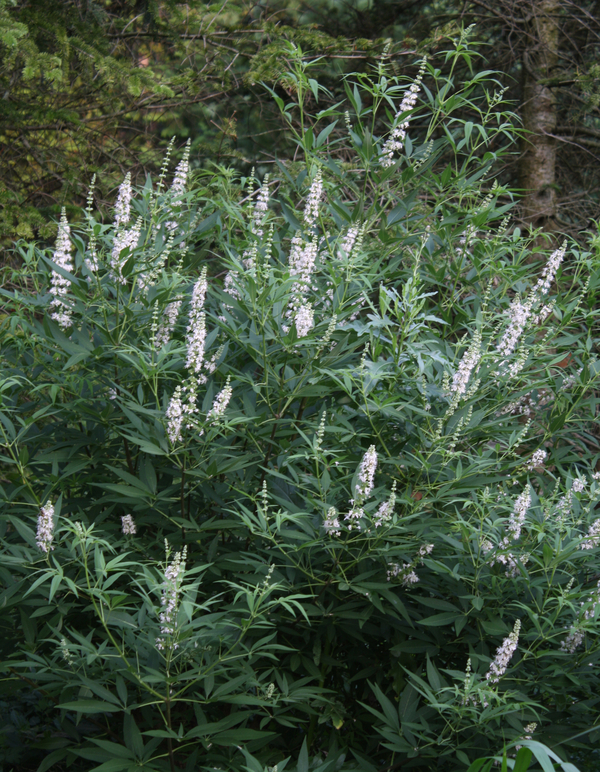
[156,298,183,348]
[356,445,378,499]
[381,57,427,168]
[156,546,187,651]
[114,172,132,228]
[185,269,208,376]
[450,330,482,398]
[508,489,531,541]
[111,217,141,284]
[121,514,137,535]
[49,209,74,330]
[207,376,233,423]
[295,303,314,338]
[303,170,323,227]
[166,385,184,444]
[36,502,55,553]
[170,140,191,198]
[486,619,521,684]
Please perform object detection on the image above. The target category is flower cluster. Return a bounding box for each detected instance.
[560,626,584,654]
[111,217,141,285]
[165,140,191,235]
[170,142,190,198]
[36,502,55,553]
[450,330,482,399]
[495,242,567,369]
[580,519,600,550]
[121,514,137,535]
[387,562,419,585]
[532,242,566,296]
[156,546,187,651]
[560,580,600,652]
[355,445,378,499]
[207,376,233,423]
[340,226,359,257]
[155,298,183,348]
[166,385,184,444]
[114,173,132,228]
[380,58,427,168]
[251,176,270,239]
[387,544,433,586]
[526,449,547,470]
[496,296,531,361]
[303,170,323,227]
[324,507,341,537]
[295,303,314,338]
[373,482,397,528]
[508,489,531,541]
[185,269,209,375]
[49,209,74,330]
[486,619,521,684]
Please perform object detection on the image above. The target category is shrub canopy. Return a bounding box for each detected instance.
[1,38,600,772]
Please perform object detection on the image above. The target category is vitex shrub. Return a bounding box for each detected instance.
[0,33,599,772]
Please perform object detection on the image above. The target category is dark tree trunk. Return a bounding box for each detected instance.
[520,0,560,232]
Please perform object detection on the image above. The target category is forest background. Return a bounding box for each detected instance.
[3,0,600,244]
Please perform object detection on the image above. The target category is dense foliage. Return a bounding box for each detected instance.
[1,38,600,772]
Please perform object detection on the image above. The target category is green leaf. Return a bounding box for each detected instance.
[297,738,309,772]
[57,700,121,714]
[513,747,533,772]
[37,750,67,772]
[417,612,459,626]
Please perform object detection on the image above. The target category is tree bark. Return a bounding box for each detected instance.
[520,0,560,232]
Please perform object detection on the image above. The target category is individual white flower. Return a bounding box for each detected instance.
[207,376,232,423]
[295,303,314,338]
[121,514,137,535]
[303,170,323,227]
[36,502,55,553]
[356,445,378,499]
[572,477,586,494]
[114,172,132,228]
[49,209,74,330]
[156,546,187,651]
[418,543,434,562]
[485,619,521,684]
[380,58,427,168]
